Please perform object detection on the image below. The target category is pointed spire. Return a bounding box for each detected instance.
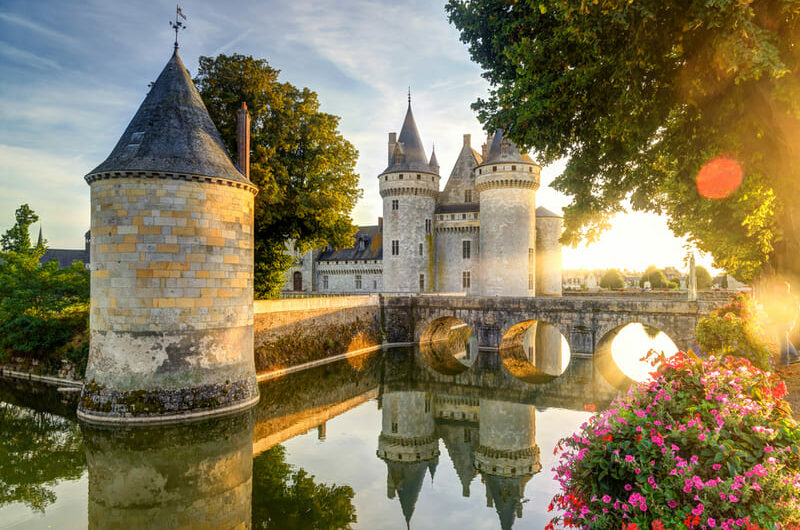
[481,129,528,165]
[383,96,433,174]
[87,50,248,184]
[429,144,439,173]
[36,226,43,248]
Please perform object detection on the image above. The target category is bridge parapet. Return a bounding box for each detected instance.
[381,294,732,355]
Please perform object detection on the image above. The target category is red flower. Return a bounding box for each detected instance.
[651,521,666,530]
[602,434,613,442]
[584,403,596,412]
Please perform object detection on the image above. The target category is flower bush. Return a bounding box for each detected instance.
[696,295,774,371]
[549,351,800,529]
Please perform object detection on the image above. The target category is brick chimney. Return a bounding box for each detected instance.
[237,102,251,179]
[463,133,471,147]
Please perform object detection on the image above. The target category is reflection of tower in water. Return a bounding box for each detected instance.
[475,399,541,530]
[377,391,439,528]
[434,394,479,497]
[524,321,564,375]
[82,412,254,530]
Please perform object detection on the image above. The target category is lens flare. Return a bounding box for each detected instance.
[696,157,743,199]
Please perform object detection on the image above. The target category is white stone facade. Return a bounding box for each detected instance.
[281,104,563,297]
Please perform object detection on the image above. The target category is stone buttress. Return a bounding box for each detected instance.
[78,48,259,422]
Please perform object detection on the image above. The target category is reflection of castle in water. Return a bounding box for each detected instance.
[377,390,541,530]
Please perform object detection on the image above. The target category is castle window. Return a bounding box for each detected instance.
[392,199,398,211]
[474,213,478,219]
[355,274,362,289]
[462,214,467,219]
[417,174,421,180]
[512,165,516,171]
[425,219,432,233]
[391,422,398,433]
[462,271,471,289]
[419,274,425,291]
[464,427,471,442]
[373,280,377,289]
[478,169,482,175]
[431,176,435,181]
[465,189,472,202]
[391,240,399,255]
[493,165,497,172]
[450,214,455,220]
[322,275,329,290]
[399,174,403,180]
[462,240,471,259]
[425,396,431,412]
[418,243,423,256]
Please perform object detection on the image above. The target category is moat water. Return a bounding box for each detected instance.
[0,325,675,529]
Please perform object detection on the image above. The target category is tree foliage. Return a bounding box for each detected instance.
[194,54,362,298]
[0,206,89,369]
[695,265,712,290]
[639,265,667,289]
[446,0,800,289]
[599,269,625,290]
[0,404,85,512]
[251,444,356,529]
[1,204,38,254]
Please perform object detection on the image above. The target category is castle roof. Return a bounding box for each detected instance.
[480,130,535,166]
[383,103,435,174]
[317,225,382,262]
[86,49,248,184]
[429,146,439,170]
[535,206,562,218]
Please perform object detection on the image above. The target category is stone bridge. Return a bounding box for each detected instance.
[382,294,731,355]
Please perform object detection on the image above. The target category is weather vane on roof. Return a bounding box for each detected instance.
[169,4,187,50]
[408,86,411,105]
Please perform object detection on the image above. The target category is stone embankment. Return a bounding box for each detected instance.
[253,295,382,374]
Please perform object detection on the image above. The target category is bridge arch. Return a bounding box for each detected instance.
[498,319,571,384]
[595,322,679,387]
[418,316,478,375]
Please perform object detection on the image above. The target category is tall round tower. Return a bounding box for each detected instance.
[379,100,439,293]
[535,207,563,297]
[476,131,541,296]
[78,48,259,423]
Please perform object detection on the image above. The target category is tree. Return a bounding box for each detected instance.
[251,445,356,529]
[599,269,625,290]
[639,265,667,289]
[0,206,89,365]
[446,0,800,292]
[1,204,38,254]
[194,54,362,298]
[695,265,712,290]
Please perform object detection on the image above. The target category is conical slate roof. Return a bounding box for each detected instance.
[429,146,439,170]
[87,49,248,184]
[535,206,562,218]
[481,130,532,165]
[383,103,435,174]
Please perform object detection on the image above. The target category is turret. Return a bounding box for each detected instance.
[475,131,540,296]
[379,99,440,292]
[78,48,259,422]
[377,391,439,527]
[535,207,562,297]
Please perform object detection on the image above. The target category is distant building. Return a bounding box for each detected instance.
[38,229,91,269]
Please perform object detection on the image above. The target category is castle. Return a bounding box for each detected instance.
[285,100,563,296]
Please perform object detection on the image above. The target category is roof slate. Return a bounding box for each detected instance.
[317,225,383,262]
[382,104,435,174]
[481,130,533,166]
[87,50,248,184]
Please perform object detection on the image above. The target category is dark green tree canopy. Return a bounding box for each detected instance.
[194,54,362,297]
[446,0,800,289]
[600,269,625,290]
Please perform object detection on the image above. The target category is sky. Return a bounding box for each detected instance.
[0,0,720,274]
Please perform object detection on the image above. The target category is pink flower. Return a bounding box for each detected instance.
[625,455,636,463]
[602,495,611,503]
[764,446,774,453]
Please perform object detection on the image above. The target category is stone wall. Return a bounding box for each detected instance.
[435,225,479,293]
[253,295,382,373]
[316,260,382,293]
[81,177,257,419]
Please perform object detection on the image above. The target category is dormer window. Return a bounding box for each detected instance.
[465,189,472,202]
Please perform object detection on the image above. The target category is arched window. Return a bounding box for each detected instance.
[293,271,302,291]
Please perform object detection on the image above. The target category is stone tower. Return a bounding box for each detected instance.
[78,48,259,422]
[377,390,439,527]
[476,131,540,296]
[379,100,439,292]
[535,207,563,297]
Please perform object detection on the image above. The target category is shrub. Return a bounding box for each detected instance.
[696,266,713,290]
[696,295,774,371]
[549,351,800,529]
[601,270,626,290]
